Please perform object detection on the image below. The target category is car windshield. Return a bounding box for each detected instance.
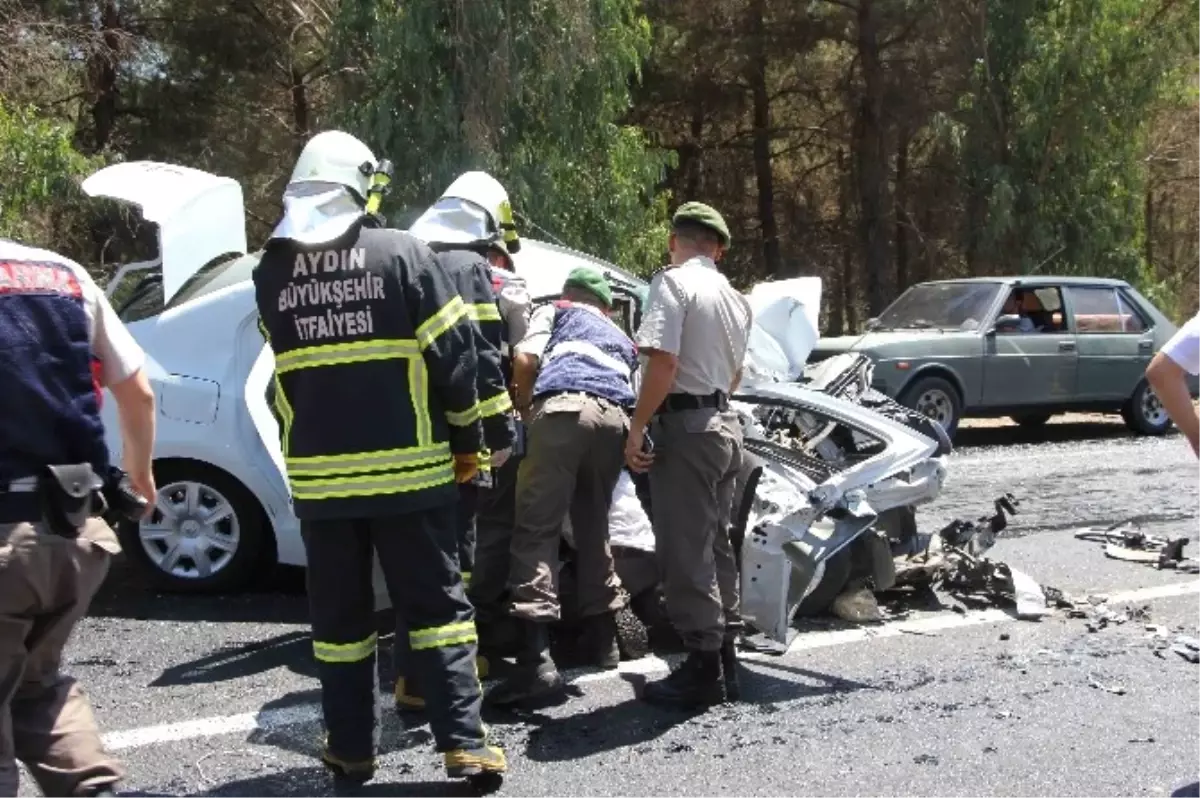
[875,282,1003,331]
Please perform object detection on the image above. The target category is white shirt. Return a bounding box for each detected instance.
[1161,312,1200,376]
[0,239,145,385]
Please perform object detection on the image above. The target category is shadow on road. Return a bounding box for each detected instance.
[953,419,1157,449]
[515,663,871,764]
[89,560,310,624]
[195,765,475,797]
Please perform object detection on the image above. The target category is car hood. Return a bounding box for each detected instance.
[741,277,822,385]
[82,161,248,304]
[811,329,965,357]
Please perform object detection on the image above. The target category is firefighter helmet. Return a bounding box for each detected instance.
[409,171,521,256]
[286,130,378,202]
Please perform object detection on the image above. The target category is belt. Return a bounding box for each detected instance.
[655,391,728,415]
[0,478,41,524]
[534,391,629,411]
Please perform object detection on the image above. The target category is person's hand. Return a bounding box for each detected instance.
[490,447,513,469]
[624,426,654,473]
[127,468,157,519]
[453,453,480,484]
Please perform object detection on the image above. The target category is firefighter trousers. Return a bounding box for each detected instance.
[0,518,124,797]
[301,503,484,766]
[470,457,519,632]
[393,484,477,697]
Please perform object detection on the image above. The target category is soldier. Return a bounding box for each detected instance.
[625,202,753,709]
[0,238,157,797]
[487,268,638,706]
[409,172,532,664]
[253,131,505,792]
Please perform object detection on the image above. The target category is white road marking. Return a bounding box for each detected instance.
[100,578,1200,752]
[950,439,1191,470]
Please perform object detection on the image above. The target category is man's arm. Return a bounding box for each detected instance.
[88,272,157,508]
[627,272,686,471]
[402,240,484,463]
[1147,313,1200,456]
[630,350,678,435]
[511,303,556,418]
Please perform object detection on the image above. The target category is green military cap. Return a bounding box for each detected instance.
[564,266,613,308]
[672,201,731,248]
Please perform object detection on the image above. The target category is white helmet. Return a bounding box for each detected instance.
[287,130,377,201]
[409,170,521,255]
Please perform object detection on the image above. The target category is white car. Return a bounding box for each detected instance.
[86,161,949,644]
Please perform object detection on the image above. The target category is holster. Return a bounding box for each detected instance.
[37,464,104,538]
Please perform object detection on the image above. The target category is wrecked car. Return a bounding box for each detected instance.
[82,161,952,653]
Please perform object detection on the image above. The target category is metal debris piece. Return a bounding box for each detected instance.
[1171,635,1200,664]
[1129,737,1156,744]
[1088,677,1127,695]
[1011,567,1050,620]
[1075,522,1191,570]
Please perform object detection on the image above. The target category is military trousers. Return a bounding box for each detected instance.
[647,408,744,652]
[508,393,627,622]
[0,518,124,797]
[393,484,477,698]
[301,503,484,768]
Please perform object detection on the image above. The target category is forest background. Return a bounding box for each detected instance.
[2,0,1197,331]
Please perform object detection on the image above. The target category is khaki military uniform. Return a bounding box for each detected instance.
[636,256,753,652]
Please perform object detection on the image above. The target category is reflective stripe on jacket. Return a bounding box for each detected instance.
[254,223,484,520]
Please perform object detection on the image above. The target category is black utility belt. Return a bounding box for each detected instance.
[655,391,729,415]
[0,465,148,536]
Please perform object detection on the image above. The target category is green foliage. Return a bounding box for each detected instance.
[955,0,1199,279]
[0,99,103,243]
[332,0,673,275]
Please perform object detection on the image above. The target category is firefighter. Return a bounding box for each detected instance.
[252,130,506,792]
[392,172,524,711]
[409,172,532,667]
[0,238,157,797]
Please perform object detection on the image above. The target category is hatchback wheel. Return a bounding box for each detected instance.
[117,461,271,593]
[1122,380,1173,436]
[899,376,962,438]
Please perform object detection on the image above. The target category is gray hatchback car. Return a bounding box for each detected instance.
[809,276,1196,438]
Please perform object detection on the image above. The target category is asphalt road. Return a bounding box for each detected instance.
[16,418,1200,797]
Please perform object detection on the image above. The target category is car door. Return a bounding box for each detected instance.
[1065,285,1153,401]
[980,285,1078,407]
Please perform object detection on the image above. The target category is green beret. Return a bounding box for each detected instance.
[672,201,731,248]
[564,266,613,308]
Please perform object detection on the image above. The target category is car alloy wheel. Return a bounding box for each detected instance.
[914,387,954,429]
[139,480,242,580]
[1140,387,1168,428]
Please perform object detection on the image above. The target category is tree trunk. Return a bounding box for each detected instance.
[853,0,890,316]
[77,0,122,154]
[836,148,857,334]
[747,0,781,275]
[1144,186,1155,275]
[684,84,706,198]
[290,65,311,157]
[894,126,910,294]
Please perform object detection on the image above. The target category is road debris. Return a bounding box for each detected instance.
[1074,522,1196,571]
[886,494,1056,619]
[1171,635,1200,664]
[1088,676,1127,695]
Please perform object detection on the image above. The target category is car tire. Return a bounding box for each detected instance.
[1123,380,1173,436]
[1011,413,1052,429]
[117,460,273,593]
[899,375,962,438]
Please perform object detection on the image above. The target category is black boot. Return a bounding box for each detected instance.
[641,649,726,709]
[484,620,566,706]
[720,639,741,701]
[576,611,620,669]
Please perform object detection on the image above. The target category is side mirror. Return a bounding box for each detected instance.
[864,317,881,331]
[991,314,1022,333]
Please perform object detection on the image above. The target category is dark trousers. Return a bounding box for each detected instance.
[302,504,483,762]
[470,457,520,635]
[394,484,477,697]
